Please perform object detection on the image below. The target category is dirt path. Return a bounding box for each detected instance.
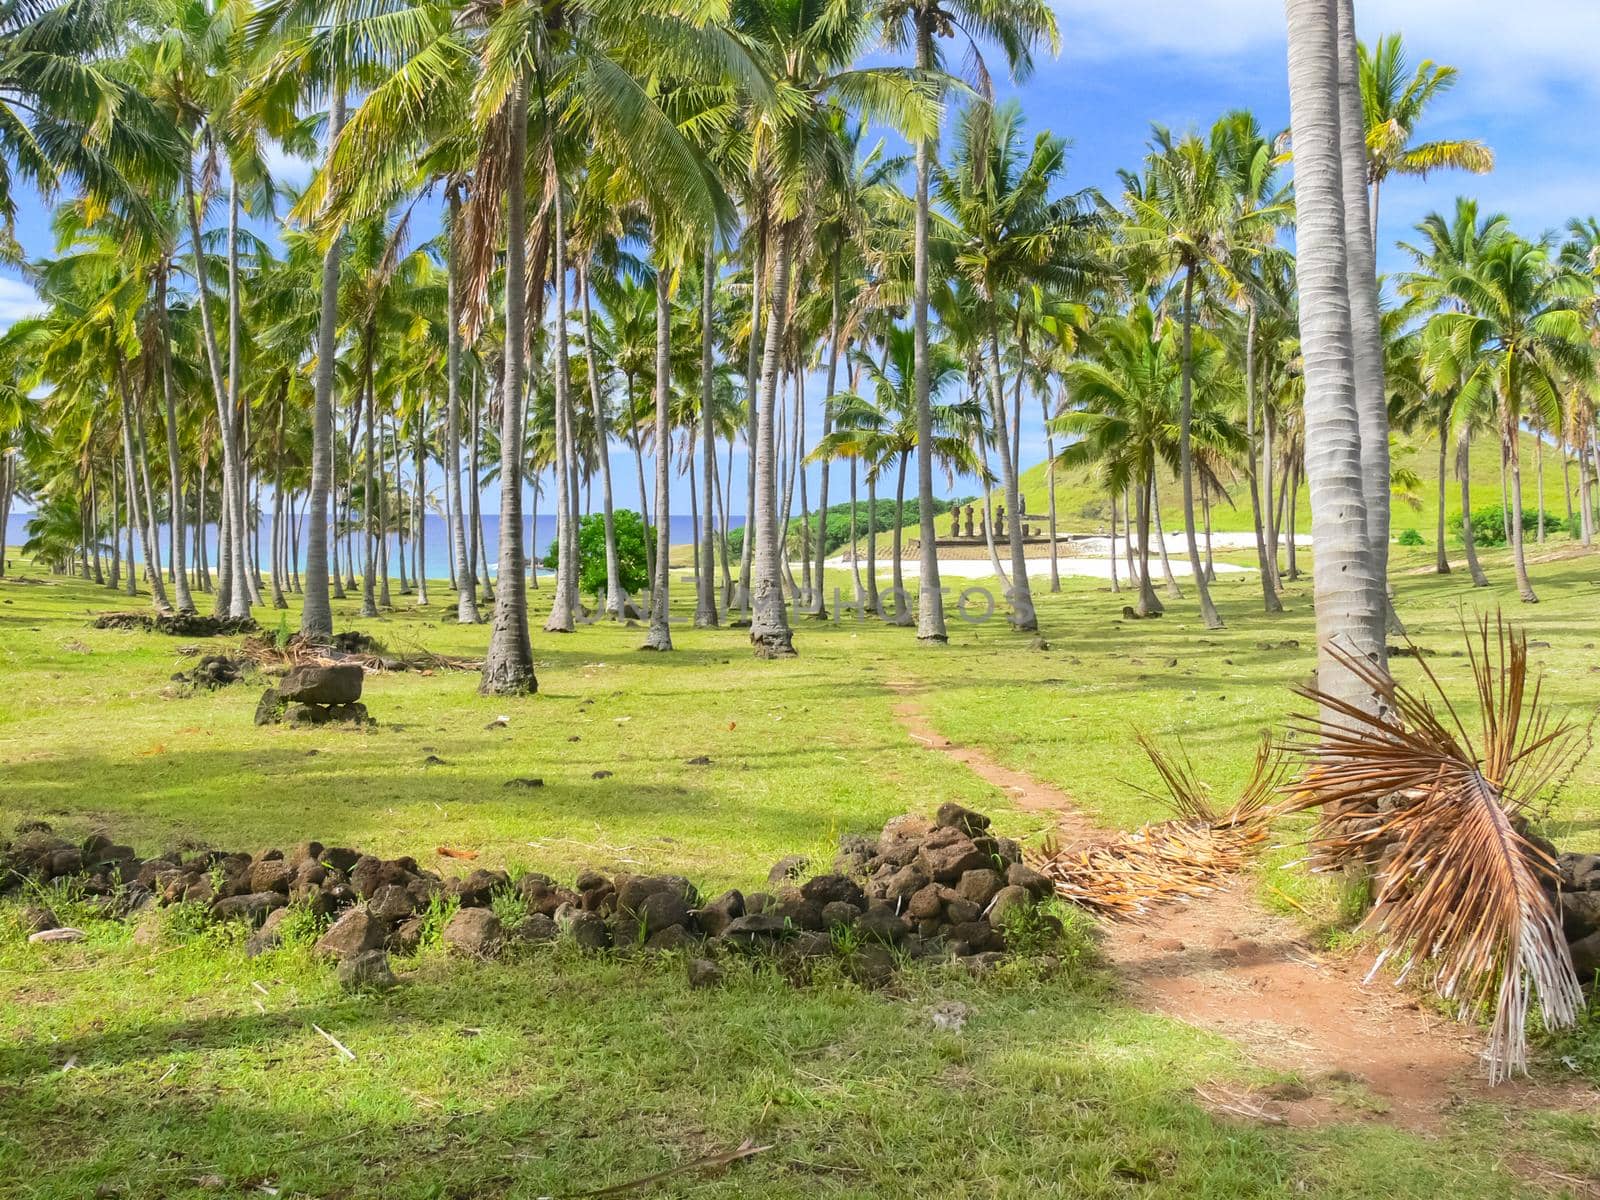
[889,681,1600,1153]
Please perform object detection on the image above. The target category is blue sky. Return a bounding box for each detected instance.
[6,0,1596,520]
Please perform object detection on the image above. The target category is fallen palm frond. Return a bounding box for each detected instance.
[239,633,480,673]
[1028,733,1284,918]
[1278,613,1586,1084]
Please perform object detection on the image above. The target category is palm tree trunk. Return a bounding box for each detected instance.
[1263,400,1279,576]
[985,315,1035,630]
[578,263,622,619]
[1108,492,1120,593]
[812,242,843,611]
[479,73,538,694]
[545,186,578,634]
[1150,475,1181,597]
[737,213,766,614]
[696,239,718,627]
[1244,305,1282,611]
[1177,265,1222,628]
[1535,429,1546,542]
[1336,0,1394,646]
[1457,421,1489,586]
[889,454,912,625]
[865,470,880,615]
[847,458,863,606]
[1041,389,1060,592]
[1286,0,1387,712]
[360,335,379,617]
[911,15,946,644]
[414,406,429,606]
[154,270,195,612]
[1434,410,1452,572]
[195,459,207,591]
[122,447,137,596]
[626,373,653,595]
[1201,481,1216,582]
[116,359,171,613]
[1285,455,1301,580]
[1504,401,1538,602]
[1134,462,1162,616]
[270,403,288,608]
[641,248,675,651]
[750,222,797,657]
[718,433,734,603]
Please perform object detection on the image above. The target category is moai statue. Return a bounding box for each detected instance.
[963,504,975,538]
[949,509,962,538]
[996,504,1006,539]
[978,510,988,539]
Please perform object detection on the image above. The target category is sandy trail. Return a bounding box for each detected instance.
[888,680,1600,1161]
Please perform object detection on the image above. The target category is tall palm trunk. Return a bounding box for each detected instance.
[1177,265,1222,628]
[414,406,429,606]
[1108,492,1119,593]
[270,403,288,608]
[1285,0,1386,713]
[696,240,718,627]
[182,162,249,620]
[121,449,137,595]
[444,190,478,623]
[865,470,880,615]
[116,359,171,613]
[360,333,379,617]
[155,269,195,612]
[479,73,538,695]
[304,95,346,634]
[737,214,766,614]
[1456,421,1489,586]
[546,188,578,633]
[1336,0,1394,647]
[1134,461,1162,616]
[889,454,913,624]
[984,315,1035,630]
[1244,304,1282,612]
[911,16,946,643]
[1041,389,1060,592]
[195,459,208,590]
[811,242,843,613]
[130,374,169,609]
[230,183,262,609]
[641,250,675,651]
[578,264,622,619]
[626,373,652,595]
[1151,475,1182,597]
[750,221,797,657]
[1503,392,1538,603]
[1434,410,1452,572]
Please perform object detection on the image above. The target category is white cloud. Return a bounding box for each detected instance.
[0,275,42,328]
[1057,0,1600,104]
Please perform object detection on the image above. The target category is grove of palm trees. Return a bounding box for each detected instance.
[3,0,1599,1194]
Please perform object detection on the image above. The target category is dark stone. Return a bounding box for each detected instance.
[771,894,825,931]
[568,910,610,952]
[368,884,416,923]
[253,688,285,725]
[907,885,944,922]
[743,891,773,915]
[442,908,504,958]
[877,814,933,866]
[592,770,614,780]
[767,855,809,885]
[947,920,1002,953]
[784,930,835,961]
[1567,931,1600,984]
[322,847,362,873]
[882,864,928,903]
[48,848,84,876]
[573,869,610,893]
[289,841,324,865]
[832,834,875,877]
[1006,862,1052,898]
[821,901,861,928]
[955,869,1002,908]
[1562,890,1600,942]
[514,913,558,943]
[935,803,991,837]
[719,913,789,945]
[278,664,364,705]
[855,906,909,945]
[958,951,1008,975]
[919,835,988,884]
[944,898,981,925]
[645,924,695,953]
[1560,853,1600,891]
[848,944,897,988]
[249,859,293,895]
[20,905,58,935]
[800,873,866,909]
[389,916,427,956]
[639,889,691,935]
[988,885,1032,924]
[317,908,387,960]
[579,884,614,913]
[685,755,712,766]
[696,889,744,938]
[686,957,724,988]
[338,949,397,991]
[245,908,288,957]
[212,891,286,924]
[450,868,506,908]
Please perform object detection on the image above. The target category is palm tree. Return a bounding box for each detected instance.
[936,101,1096,631]
[877,0,1056,645]
[1358,32,1493,243]
[1424,237,1592,603]
[1284,0,1386,712]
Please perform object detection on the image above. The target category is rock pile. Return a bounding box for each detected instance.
[172,655,248,690]
[94,611,258,637]
[254,664,372,727]
[3,804,1063,988]
[1560,851,1600,983]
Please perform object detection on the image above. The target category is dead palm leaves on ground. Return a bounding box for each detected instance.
[239,632,480,673]
[1279,614,1587,1083]
[1028,734,1284,918]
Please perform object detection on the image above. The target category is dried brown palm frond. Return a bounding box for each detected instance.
[1029,732,1285,918]
[1279,613,1586,1083]
[239,634,480,674]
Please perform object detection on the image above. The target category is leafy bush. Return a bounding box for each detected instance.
[542,509,651,597]
[1456,506,1538,547]
[1397,528,1425,547]
[725,498,969,559]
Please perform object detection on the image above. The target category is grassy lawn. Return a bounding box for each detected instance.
[2,539,1598,1198]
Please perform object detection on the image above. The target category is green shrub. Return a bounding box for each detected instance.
[1456,506,1538,547]
[725,498,968,559]
[1397,528,1425,547]
[542,509,651,597]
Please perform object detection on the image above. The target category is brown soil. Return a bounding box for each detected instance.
[889,680,1600,1160]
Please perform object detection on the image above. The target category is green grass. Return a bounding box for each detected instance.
[2,540,1598,1198]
